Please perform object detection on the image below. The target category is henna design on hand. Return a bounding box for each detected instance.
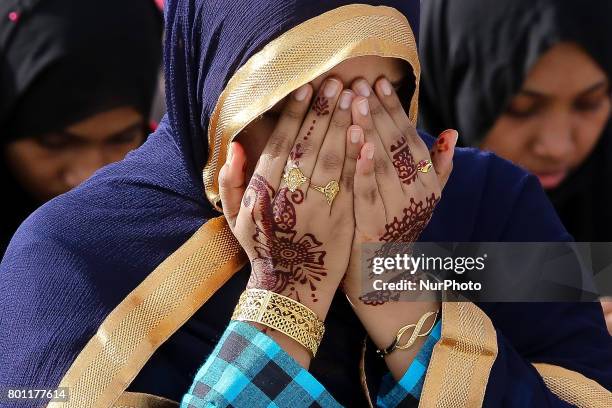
[390,137,418,186]
[313,96,330,116]
[245,174,327,302]
[359,194,440,306]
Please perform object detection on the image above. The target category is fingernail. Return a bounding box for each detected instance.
[324,78,341,98]
[355,80,371,97]
[452,130,459,143]
[380,78,393,96]
[366,145,375,160]
[350,127,362,143]
[339,90,353,110]
[358,99,369,116]
[441,129,459,144]
[294,84,310,101]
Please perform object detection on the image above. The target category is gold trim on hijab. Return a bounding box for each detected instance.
[203,4,420,210]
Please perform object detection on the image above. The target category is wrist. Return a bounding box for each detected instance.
[248,263,341,321]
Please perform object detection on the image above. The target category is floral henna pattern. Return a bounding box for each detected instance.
[390,137,418,186]
[360,194,440,305]
[245,174,327,301]
[313,96,330,116]
[289,143,304,165]
[380,194,440,243]
[289,97,330,160]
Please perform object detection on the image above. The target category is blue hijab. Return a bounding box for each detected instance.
[1,0,610,406]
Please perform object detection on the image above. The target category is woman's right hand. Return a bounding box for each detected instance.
[218,78,362,322]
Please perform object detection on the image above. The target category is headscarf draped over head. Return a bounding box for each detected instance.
[419,0,612,240]
[163,0,421,209]
[1,2,424,405]
[0,0,163,141]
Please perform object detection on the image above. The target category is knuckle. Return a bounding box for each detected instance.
[374,158,389,175]
[330,114,351,129]
[281,106,304,121]
[386,98,403,115]
[320,151,343,171]
[369,103,385,117]
[341,173,354,191]
[267,133,292,157]
[361,187,378,204]
[363,125,376,139]
[346,148,360,162]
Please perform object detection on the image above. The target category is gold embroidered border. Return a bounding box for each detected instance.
[419,302,498,408]
[533,363,612,407]
[203,4,420,210]
[49,217,247,408]
[112,392,179,408]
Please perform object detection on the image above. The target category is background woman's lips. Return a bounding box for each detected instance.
[535,170,568,189]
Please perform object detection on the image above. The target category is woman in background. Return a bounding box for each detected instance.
[0,0,163,254]
[419,0,612,331]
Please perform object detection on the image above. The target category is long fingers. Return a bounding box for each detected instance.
[254,84,313,189]
[309,90,354,210]
[369,78,437,187]
[287,78,344,184]
[350,95,402,212]
[354,143,386,238]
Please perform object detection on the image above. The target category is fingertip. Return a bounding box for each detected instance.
[293,83,313,102]
[352,96,370,118]
[356,143,375,174]
[375,77,393,97]
[348,125,364,145]
[441,129,459,147]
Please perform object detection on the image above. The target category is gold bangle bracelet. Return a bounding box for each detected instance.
[232,289,325,356]
[375,309,439,358]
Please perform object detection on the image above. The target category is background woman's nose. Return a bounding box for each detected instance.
[63,149,108,189]
[532,114,575,161]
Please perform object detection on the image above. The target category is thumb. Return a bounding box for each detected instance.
[218,142,247,228]
[431,129,458,188]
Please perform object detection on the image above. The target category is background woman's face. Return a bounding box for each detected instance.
[237,55,407,179]
[482,43,611,190]
[5,106,145,201]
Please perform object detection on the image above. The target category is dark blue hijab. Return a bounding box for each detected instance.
[1,0,610,406]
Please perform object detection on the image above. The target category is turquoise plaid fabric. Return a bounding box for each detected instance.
[181,320,441,407]
[377,321,442,407]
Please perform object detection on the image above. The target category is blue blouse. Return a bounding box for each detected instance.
[181,320,442,407]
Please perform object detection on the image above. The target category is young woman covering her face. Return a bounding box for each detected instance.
[0,0,162,254]
[0,1,610,407]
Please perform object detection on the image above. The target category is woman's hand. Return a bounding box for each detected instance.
[218,78,362,365]
[342,77,457,303]
[342,77,457,379]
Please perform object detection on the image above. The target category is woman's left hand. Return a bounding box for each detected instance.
[342,77,457,303]
[342,77,457,380]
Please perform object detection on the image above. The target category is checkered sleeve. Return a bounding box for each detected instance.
[375,320,441,408]
[181,320,342,408]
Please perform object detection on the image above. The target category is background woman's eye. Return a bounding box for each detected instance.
[504,103,540,119]
[35,133,72,150]
[107,125,144,145]
[574,95,609,112]
[503,95,543,119]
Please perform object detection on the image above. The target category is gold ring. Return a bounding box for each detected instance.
[283,165,308,192]
[417,159,434,174]
[310,180,340,206]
